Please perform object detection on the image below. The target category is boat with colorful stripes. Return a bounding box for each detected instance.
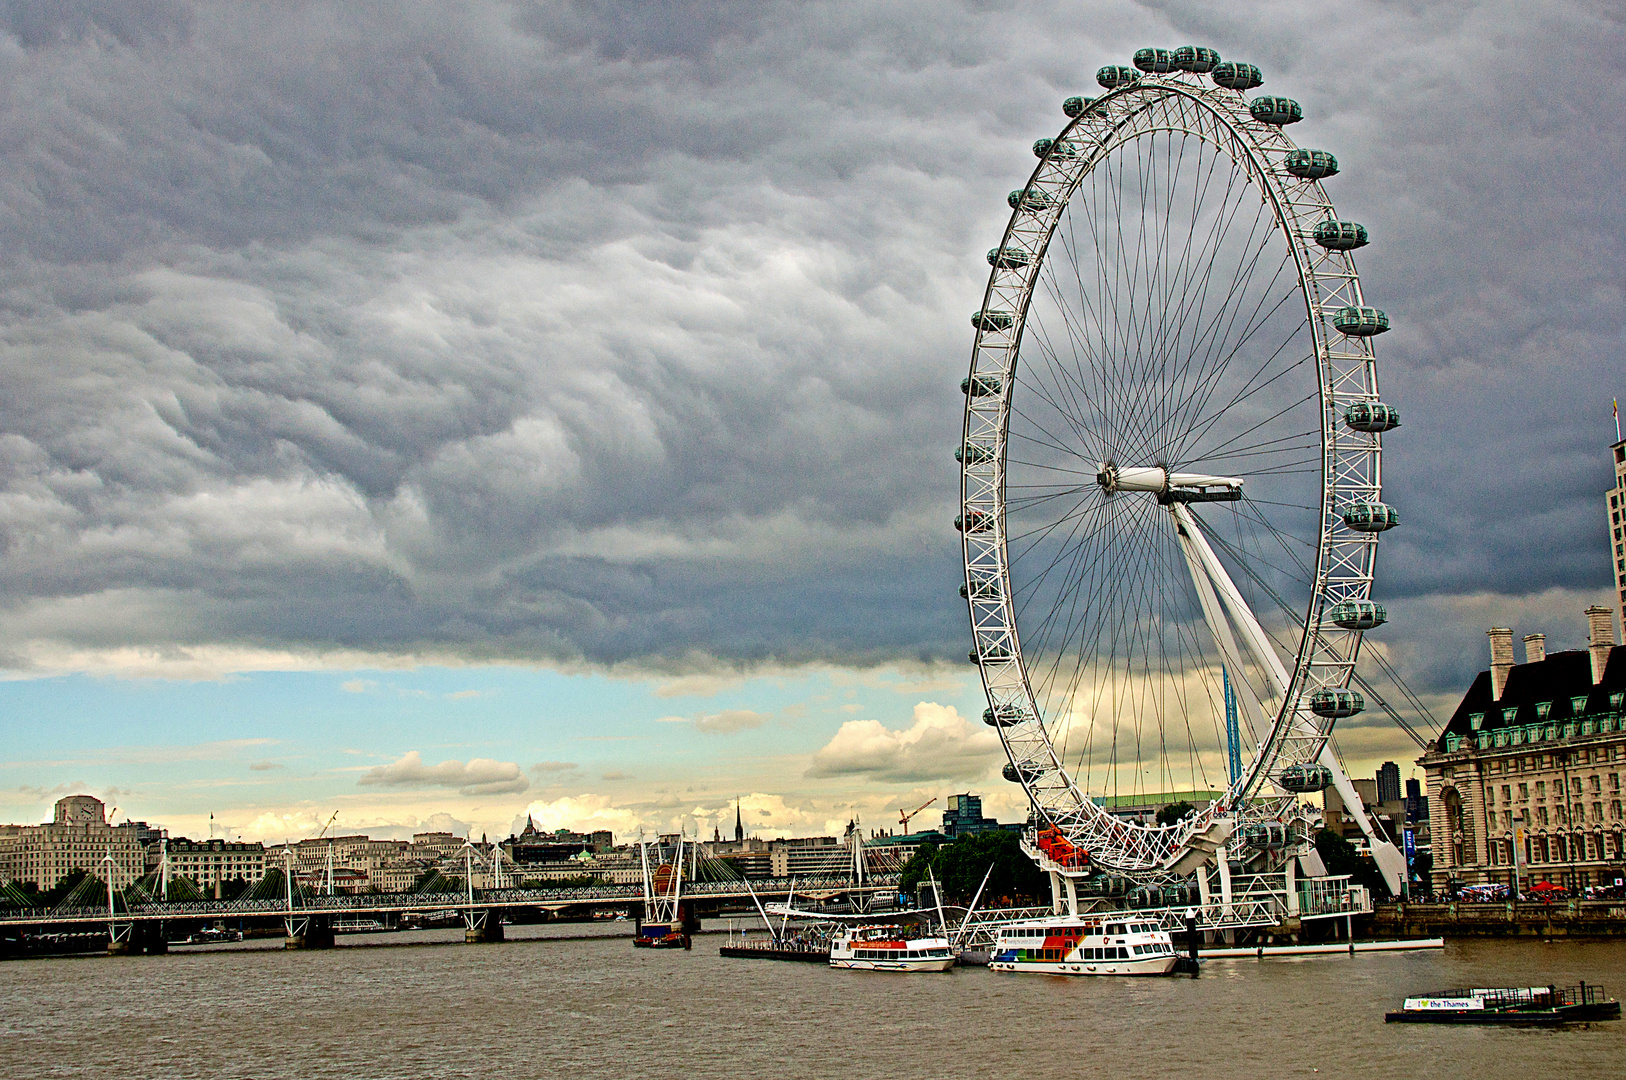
[990,915,1178,976]
[829,924,955,972]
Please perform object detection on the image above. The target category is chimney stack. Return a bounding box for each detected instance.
[1488,627,1515,699]
[1586,605,1616,684]
[1523,633,1546,665]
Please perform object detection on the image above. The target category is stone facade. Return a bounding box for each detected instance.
[0,795,147,890]
[158,837,268,886]
[1420,613,1626,892]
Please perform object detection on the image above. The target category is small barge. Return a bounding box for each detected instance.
[1385,983,1620,1026]
[719,940,829,963]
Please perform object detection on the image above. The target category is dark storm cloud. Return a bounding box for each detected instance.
[0,2,1621,693]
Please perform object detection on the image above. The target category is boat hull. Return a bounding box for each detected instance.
[634,932,690,949]
[1385,1002,1621,1025]
[830,957,955,972]
[990,955,1177,977]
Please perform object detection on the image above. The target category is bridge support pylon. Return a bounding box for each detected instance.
[106,919,136,956]
[285,914,334,950]
[121,921,168,955]
[464,909,504,943]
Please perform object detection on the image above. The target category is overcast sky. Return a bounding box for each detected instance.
[1,1,1622,844]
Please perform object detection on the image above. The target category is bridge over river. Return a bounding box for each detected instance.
[0,873,903,954]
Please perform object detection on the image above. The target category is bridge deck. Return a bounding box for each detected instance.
[0,874,901,928]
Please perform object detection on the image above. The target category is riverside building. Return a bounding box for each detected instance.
[0,795,147,889]
[1419,609,1625,892]
[159,838,267,887]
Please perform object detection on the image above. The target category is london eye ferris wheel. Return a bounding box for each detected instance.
[958,46,1405,889]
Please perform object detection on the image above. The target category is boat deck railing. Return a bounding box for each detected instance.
[1438,984,1609,1009]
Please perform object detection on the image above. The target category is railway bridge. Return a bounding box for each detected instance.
[0,873,903,955]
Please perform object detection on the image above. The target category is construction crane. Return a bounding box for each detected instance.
[897,797,937,834]
[310,812,339,895]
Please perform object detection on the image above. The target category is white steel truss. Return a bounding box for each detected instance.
[960,67,1391,882]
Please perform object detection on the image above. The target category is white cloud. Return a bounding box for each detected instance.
[529,760,578,776]
[652,672,749,699]
[358,751,529,796]
[515,794,645,839]
[655,708,771,733]
[694,709,769,734]
[807,702,1002,782]
[341,679,377,693]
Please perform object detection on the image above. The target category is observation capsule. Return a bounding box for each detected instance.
[955,442,995,464]
[1313,220,1368,251]
[955,511,992,533]
[1062,95,1094,118]
[1344,401,1401,432]
[1003,761,1043,784]
[1327,599,1387,630]
[1242,823,1292,849]
[1309,688,1365,719]
[970,644,1011,664]
[1249,96,1302,126]
[1133,48,1175,73]
[971,309,1014,332]
[1342,501,1400,532]
[961,576,1001,599]
[987,246,1033,269]
[1033,138,1079,160]
[1332,306,1389,336]
[962,374,1001,397]
[1211,62,1263,90]
[1008,188,1058,211]
[1172,46,1221,73]
[1097,65,1139,89]
[1277,763,1333,794]
[1284,149,1339,180]
[983,704,1028,727]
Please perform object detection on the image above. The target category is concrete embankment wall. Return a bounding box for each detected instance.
[1372,901,1626,938]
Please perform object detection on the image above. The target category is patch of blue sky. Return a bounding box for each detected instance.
[0,663,979,824]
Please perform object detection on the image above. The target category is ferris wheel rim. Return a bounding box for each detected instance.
[959,66,1388,880]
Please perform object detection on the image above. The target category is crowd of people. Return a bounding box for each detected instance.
[1408,881,1626,903]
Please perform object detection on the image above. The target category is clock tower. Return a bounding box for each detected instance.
[53,794,106,826]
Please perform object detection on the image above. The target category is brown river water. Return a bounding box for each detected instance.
[4,924,1624,1079]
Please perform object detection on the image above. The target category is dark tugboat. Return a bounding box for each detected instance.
[1386,984,1620,1026]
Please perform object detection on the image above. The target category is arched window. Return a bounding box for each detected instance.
[1442,786,1465,866]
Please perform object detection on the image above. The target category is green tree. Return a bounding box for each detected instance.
[41,868,91,907]
[1155,801,1196,827]
[1313,828,1385,892]
[903,831,1048,906]
[899,842,940,895]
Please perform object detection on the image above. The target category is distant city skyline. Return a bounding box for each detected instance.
[1,3,1622,846]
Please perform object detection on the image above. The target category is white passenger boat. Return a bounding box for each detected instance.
[829,924,956,972]
[989,915,1178,976]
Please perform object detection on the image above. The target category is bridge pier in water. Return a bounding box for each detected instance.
[107,921,169,955]
[464,909,504,943]
[284,914,335,950]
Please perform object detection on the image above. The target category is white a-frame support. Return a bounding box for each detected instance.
[1169,503,1404,895]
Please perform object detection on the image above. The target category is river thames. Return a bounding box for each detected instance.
[5,927,1624,1079]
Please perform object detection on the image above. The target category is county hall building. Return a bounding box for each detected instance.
[1420,439,1626,891]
